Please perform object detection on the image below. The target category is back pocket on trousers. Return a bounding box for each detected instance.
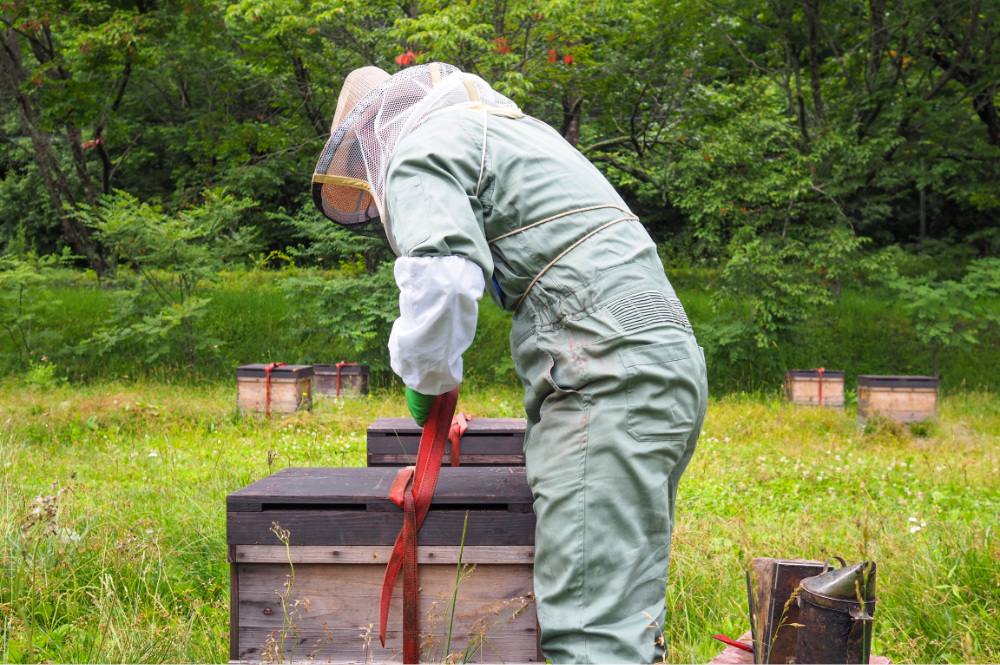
[621,339,701,442]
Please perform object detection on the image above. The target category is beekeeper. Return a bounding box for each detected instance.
[312,63,708,664]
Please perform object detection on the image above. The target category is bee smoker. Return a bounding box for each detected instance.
[796,557,877,664]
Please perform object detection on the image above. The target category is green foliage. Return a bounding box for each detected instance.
[23,359,63,389]
[273,203,389,271]
[884,257,1000,376]
[280,259,399,371]
[70,189,258,369]
[0,234,70,369]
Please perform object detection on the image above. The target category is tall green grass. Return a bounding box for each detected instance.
[5,273,996,394]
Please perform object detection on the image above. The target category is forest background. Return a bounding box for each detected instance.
[2,0,1000,391]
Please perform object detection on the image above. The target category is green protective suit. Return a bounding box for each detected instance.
[385,110,709,664]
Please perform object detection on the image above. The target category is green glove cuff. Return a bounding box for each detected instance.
[405,387,437,427]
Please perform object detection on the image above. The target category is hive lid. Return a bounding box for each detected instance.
[787,369,846,379]
[236,364,314,379]
[368,417,526,436]
[857,374,937,388]
[226,466,533,511]
[314,363,369,375]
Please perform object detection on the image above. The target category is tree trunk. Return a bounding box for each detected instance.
[0,27,114,280]
[561,95,582,147]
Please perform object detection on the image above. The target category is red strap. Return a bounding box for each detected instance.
[402,488,419,664]
[712,634,754,653]
[816,367,825,406]
[449,412,471,467]
[334,361,357,398]
[264,363,287,416]
[378,386,459,659]
[389,466,414,509]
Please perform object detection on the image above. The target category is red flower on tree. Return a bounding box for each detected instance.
[492,37,511,54]
[396,50,416,66]
[548,49,557,63]
[563,54,574,65]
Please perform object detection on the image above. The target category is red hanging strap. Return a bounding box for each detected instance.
[402,487,419,664]
[334,361,358,398]
[378,386,459,661]
[449,412,471,467]
[264,363,287,416]
[815,367,825,406]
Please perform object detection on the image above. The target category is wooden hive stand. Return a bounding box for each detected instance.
[313,364,369,399]
[236,365,313,415]
[367,417,526,467]
[857,375,937,424]
[227,467,540,664]
[784,370,845,408]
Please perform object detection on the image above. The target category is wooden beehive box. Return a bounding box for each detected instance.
[784,369,845,408]
[857,375,938,424]
[313,364,370,399]
[236,365,313,414]
[227,467,539,664]
[367,417,526,467]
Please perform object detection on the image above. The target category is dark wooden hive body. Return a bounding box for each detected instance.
[227,467,539,663]
[313,364,369,398]
[367,417,526,467]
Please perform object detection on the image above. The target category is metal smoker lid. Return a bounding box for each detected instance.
[801,559,877,601]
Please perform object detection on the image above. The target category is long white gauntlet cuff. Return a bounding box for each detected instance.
[388,256,485,395]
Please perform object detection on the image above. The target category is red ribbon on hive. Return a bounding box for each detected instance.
[263,362,288,417]
[334,360,357,398]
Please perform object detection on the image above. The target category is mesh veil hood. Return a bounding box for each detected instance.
[311,62,522,254]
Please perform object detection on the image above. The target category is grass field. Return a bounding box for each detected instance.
[2,379,998,663]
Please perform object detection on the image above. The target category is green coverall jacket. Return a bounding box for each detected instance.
[385,109,709,664]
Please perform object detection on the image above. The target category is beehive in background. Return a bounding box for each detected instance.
[236,364,313,414]
[226,467,539,663]
[314,363,370,398]
[857,375,937,424]
[784,369,845,408]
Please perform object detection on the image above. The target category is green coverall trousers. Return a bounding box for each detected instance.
[512,267,709,664]
[384,107,707,662]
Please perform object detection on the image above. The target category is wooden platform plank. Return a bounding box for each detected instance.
[227,510,536,547]
[235,562,539,663]
[367,435,524,455]
[227,467,532,508]
[233,545,534,565]
[367,454,525,467]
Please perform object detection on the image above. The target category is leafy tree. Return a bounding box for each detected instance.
[270,201,389,273]
[71,189,257,368]
[0,0,164,278]
[885,257,1000,377]
[281,257,399,370]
